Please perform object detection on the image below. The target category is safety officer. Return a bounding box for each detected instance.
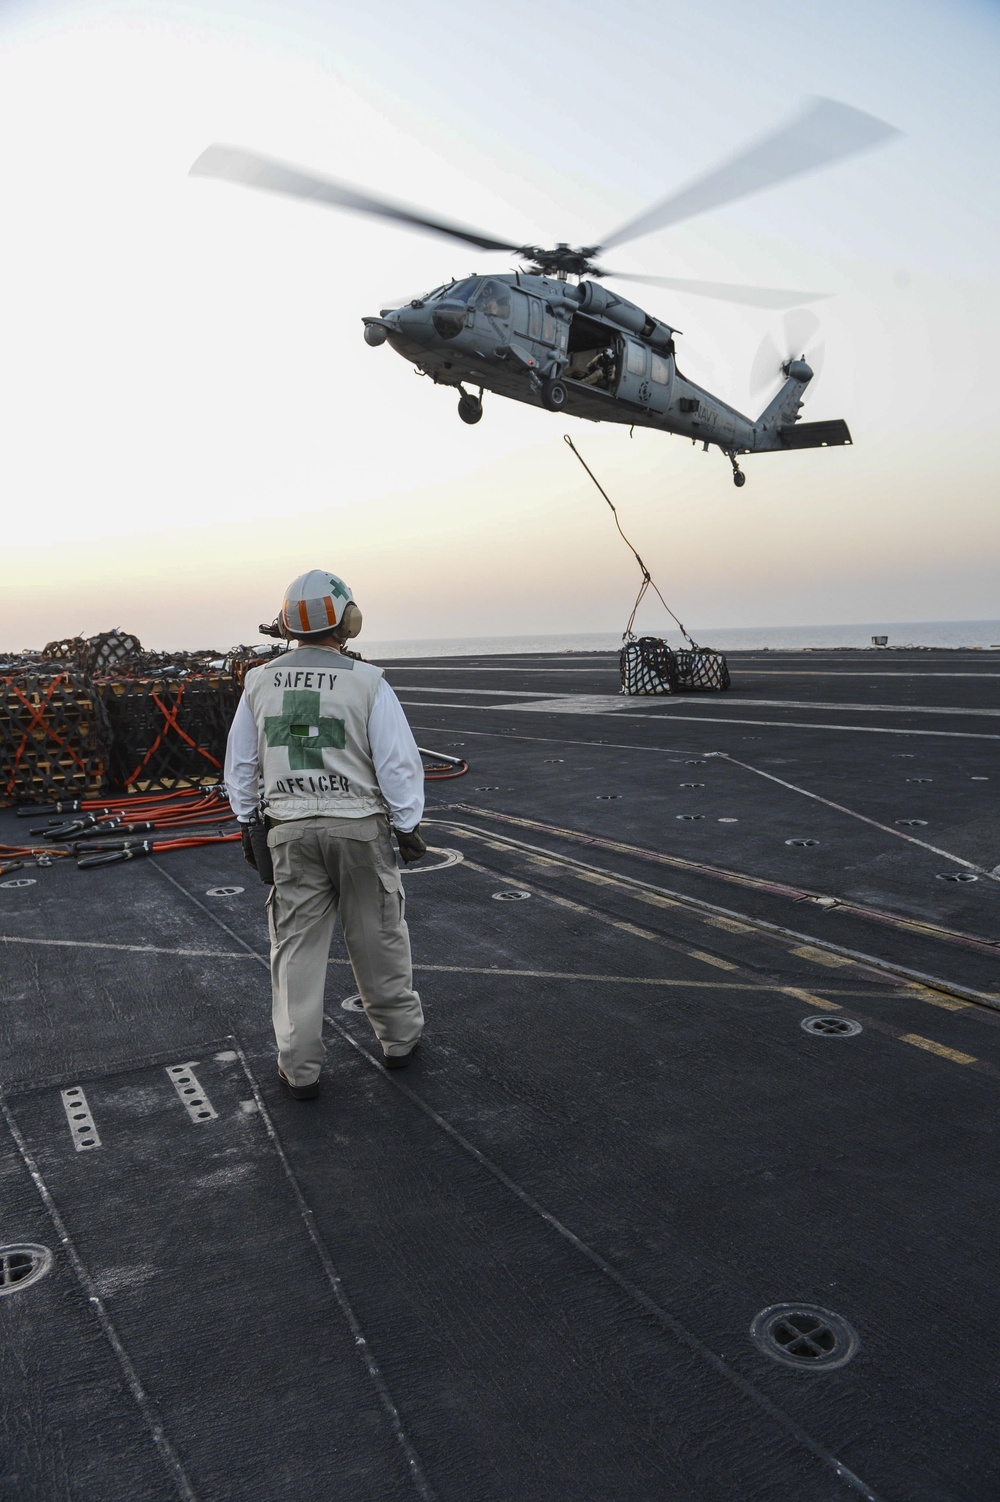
[224,569,427,1100]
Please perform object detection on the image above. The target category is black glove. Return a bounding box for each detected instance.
[396,825,427,864]
[241,825,257,869]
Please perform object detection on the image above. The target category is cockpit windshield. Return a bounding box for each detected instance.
[433,277,480,304]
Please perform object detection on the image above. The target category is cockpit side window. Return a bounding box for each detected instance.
[475,280,511,319]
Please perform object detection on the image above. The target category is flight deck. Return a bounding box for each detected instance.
[1,648,997,1502]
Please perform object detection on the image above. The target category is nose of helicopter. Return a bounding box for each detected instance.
[385,300,437,340]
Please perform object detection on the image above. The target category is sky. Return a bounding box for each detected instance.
[0,0,997,651]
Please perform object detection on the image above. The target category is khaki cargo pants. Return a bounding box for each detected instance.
[266,813,423,1086]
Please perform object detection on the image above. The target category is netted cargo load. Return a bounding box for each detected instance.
[0,652,44,674]
[674,648,731,691]
[138,649,227,680]
[101,675,237,792]
[619,637,679,695]
[81,630,144,675]
[42,636,88,663]
[1,670,111,807]
[226,643,289,693]
[620,637,731,695]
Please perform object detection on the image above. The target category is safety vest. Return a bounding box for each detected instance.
[243,646,386,821]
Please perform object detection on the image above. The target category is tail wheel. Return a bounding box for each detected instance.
[733,470,746,488]
[540,379,567,412]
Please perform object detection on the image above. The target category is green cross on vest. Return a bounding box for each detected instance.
[264,689,345,770]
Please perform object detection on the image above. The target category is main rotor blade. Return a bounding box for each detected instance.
[190,145,523,254]
[604,271,829,309]
[599,97,899,251]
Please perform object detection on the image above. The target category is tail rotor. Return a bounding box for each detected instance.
[750,308,825,397]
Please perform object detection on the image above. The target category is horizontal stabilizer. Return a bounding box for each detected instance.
[779,419,852,449]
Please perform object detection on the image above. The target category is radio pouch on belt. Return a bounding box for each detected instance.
[248,816,274,885]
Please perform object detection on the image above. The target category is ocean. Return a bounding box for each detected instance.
[361,620,1000,660]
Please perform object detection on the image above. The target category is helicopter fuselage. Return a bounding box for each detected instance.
[363,272,850,479]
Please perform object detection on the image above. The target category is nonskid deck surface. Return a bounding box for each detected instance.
[1,650,997,1501]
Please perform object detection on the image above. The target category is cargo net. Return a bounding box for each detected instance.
[138,649,228,679]
[226,644,289,693]
[674,647,731,692]
[42,636,88,662]
[41,630,144,675]
[620,637,679,695]
[82,630,144,675]
[101,676,237,792]
[619,638,730,695]
[1,670,111,807]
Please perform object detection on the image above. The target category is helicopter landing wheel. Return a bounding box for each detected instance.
[540,378,568,412]
[457,393,483,425]
[733,469,746,488]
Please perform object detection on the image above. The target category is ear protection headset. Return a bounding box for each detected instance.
[333,601,363,640]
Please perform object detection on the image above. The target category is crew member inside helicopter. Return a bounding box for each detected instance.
[575,345,617,390]
[476,280,511,320]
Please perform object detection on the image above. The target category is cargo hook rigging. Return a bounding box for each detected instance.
[562,435,698,648]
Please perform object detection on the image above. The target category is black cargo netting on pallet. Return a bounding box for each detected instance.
[42,637,88,662]
[620,637,731,695]
[226,644,288,692]
[101,676,237,792]
[620,637,679,695]
[1,671,111,806]
[138,649,228,679]
[674,648,731,691]
[82,630,144,675]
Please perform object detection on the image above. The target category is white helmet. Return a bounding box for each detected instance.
[280,570,362,638]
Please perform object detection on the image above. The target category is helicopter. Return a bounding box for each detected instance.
[191,98,897,487]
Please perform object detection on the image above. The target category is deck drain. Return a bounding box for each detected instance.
[596,794,621,800]
[544,758,564,763]
[906,777,932,783]
[750,1304,859,1370]
[895,819,928,827]
[937,871,978,882]
[679,782,705,788]
[0,1244,53,1297]
[340,994,365,1012]
[718,817,739,823]
[206,886,244,897]
[1,878,36,888]
[493,890,530,901]
[676,814,704,821]
[801,1016,862,1037]
[686,760,708,765]
[785,838,819,847]
[475,785,499,792]
[970,776,988,781]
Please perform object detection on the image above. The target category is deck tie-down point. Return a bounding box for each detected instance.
[750,1304,859,1371]
[0,1244,53,1297]
[801,1015,862,1037]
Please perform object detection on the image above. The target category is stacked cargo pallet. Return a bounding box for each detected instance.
[0,630,262,806]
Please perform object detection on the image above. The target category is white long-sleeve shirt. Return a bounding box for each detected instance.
[224,676,424,831]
